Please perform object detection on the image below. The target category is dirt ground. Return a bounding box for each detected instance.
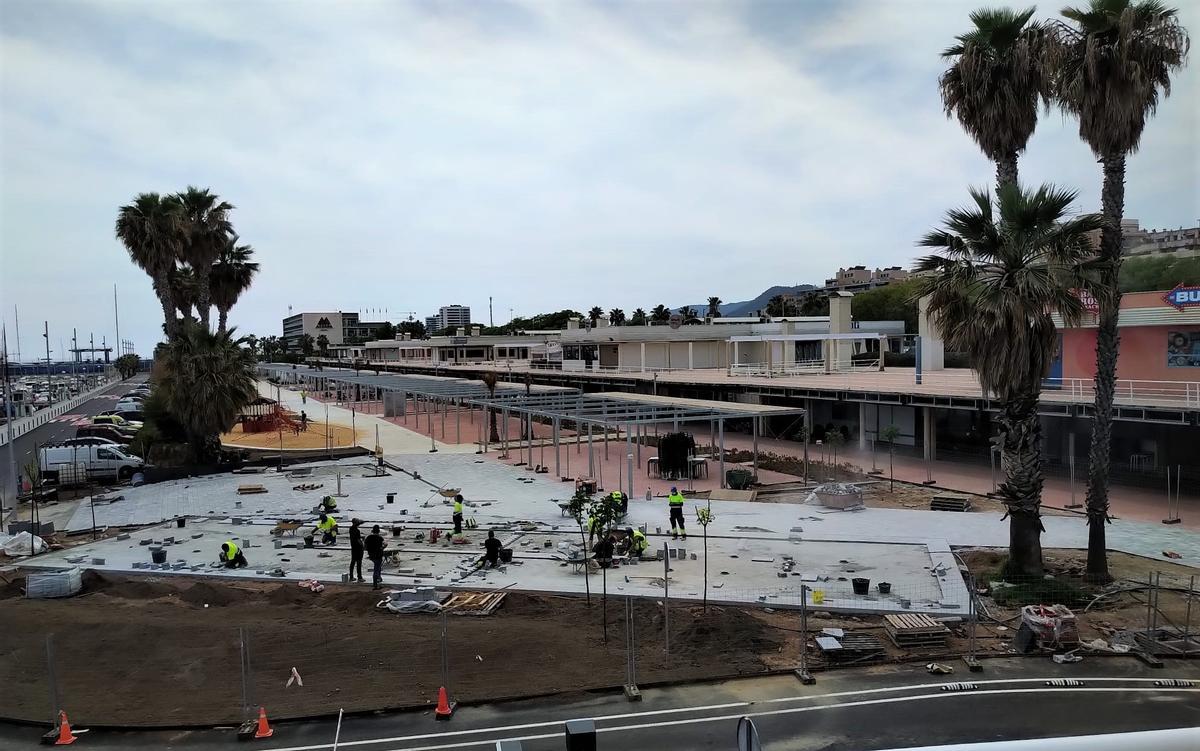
[221,421,358,450]
[0,572,780,727]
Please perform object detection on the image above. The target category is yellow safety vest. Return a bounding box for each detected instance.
[668,492,685,507]
[631,530,647,553]
[453,500,463,515]
[223,541,239,559]
[318,516,337,532]
[322,496,337,510]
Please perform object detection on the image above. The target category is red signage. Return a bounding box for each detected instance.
[1074,289,1099,313]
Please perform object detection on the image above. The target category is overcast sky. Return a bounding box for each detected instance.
[1,0,1196,358]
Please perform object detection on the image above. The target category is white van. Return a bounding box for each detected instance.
[39,444,145,482]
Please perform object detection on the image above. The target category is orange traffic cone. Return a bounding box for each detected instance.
[434,686,455,720]
[43,710,77,745]
[254,707,274,739]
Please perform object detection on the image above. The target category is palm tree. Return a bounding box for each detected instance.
[608,308,626,326]
[706,296,722,318]
[1051,0,1189,583]
[115,192,184,338]
[680,306,700,323]
[316,334,330,356]
[480,371,500,442]
[168,265,198,322]
[155,321,258,460]
[914,183,1102,578]
[940,7,1053,189]
[587,306,603,325]
[300,334,315,357]
[630,308,648,326]
[210,237,259,334]
[244,334,259,358]
[262,335,280,362]
[650,304,670,323]
[766,295,788,317]
[176,186,234,329]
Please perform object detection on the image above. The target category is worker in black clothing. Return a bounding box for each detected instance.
[365,525,387,589]
[592,535,616,569]
[452,494,465,539]
[348,518,365,583]
[479,530,503,569]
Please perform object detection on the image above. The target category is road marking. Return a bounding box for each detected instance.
[306,687,1199,751]
[262,678,1196,751]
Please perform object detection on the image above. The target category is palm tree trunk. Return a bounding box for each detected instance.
[153,272,178,340]
[217,307,229,336]
[998,391,1045,579]
[995,152,1019,191]
[196,271,212,329]
[1084,153,1126,584]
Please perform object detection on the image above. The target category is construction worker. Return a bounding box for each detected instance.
[319,495,338,513]
[668,486,687,539]
[587,513,599,546]
[452,494,464,539]
[349,518,365,583]
[621,527,648,559]
[315,513,338,545]
[365,525,386,589]
[592,534,616,569]
[219,540,248,568]
[610,490,628,519]
[478,530,503,569]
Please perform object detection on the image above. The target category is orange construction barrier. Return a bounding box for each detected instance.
[43,710,77,745]
[254,707,274,739]
[434,686,455,720]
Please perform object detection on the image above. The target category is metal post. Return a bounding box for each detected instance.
[1145,572,1155,635]
[439,610,450,695]
[239,627,251,719]
[795,585,814,684]
[663,541,671,660]
[718,419,725,489]
[456,399,461,444]
[625,423,633,497]
[588,423,594,477]
[554,417,560,478]
[752,416,759,479]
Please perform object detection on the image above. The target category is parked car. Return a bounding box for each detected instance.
[39,444,145,482]
[58,437,120,448]
[93,413,142,430]
[113,410,144,423]
[75,425,134,444]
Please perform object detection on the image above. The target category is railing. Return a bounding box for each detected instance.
[0,373,120,447]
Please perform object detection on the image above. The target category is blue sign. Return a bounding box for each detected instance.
[1164,284,1200,311]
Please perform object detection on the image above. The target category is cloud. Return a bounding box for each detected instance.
[1,0,1195,352]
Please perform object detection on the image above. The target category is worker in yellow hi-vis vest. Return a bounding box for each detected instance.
[220,540,248,568]
[452,494,465,538]
[667,487,687,539]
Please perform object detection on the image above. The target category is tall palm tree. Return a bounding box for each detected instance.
[680,306,700,323]
[940,7,1053,189]
[608,308,626,326]
[176,186,234,329]
[650,304,670,323]
[914,183,1102,578]
[210,237,259,334]
[706,296,722,318]
[587,306,603,325]
[630,308,648,326]
[115,192,184,339]
[155,321,258,459]
[1051,0,1189,582]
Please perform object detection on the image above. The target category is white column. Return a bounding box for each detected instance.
[640,342,646,373]
[858,402,867,450]
[688,341,694,370]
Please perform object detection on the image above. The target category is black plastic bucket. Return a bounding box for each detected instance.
[852,577,870,595]
[386,493,396,504]
[176,518,186,529]
[151,549,167,564]
[877,582,892,594]
[500,548,514,563]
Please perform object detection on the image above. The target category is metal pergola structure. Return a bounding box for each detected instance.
[463,391,806,494]
[258,364,805,493]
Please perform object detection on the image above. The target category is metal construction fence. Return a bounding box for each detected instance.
[1,570,1195,729]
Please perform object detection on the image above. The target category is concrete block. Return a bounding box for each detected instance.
[192,533,203,539]
[690,553,697,560]
[274,539,283,549]
[232,518,244,525]
[117,533,131,541]
[669,548,678,559]
[163,537,174,544]
[91,557,105,565]
[139,539,152,545]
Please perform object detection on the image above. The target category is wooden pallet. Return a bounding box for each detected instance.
[442,591,507,616]
[929,495,971,512]
[817,632,886,664]
[885,613,950,647]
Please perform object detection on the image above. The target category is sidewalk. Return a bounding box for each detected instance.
[261,382,476,455]
[715,429,1199,530]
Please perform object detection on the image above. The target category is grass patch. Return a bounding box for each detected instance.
[989,578,1093,608]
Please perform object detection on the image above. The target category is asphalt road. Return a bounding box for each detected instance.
[0,377,146,497]
[3,657,1197,750]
